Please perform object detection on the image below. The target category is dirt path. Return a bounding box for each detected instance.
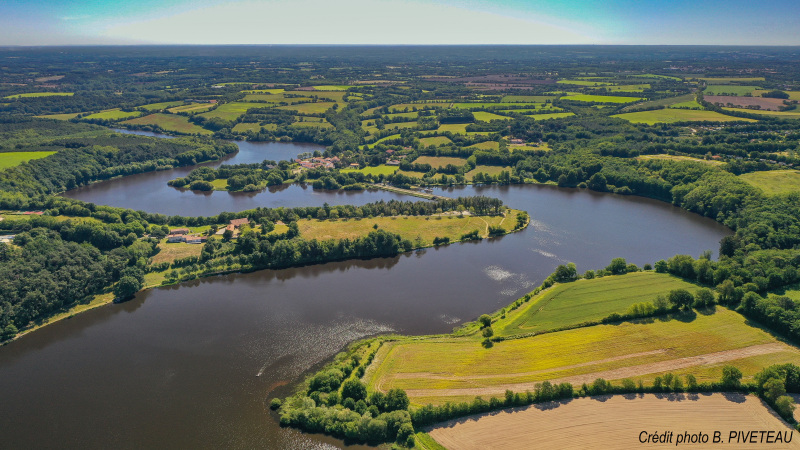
[404,342,791,398]
[428,393,799,450]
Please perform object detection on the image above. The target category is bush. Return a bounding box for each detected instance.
[342,379,367,402]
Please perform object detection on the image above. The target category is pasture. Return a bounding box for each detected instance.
[704,85,760,96]
[498,272,701,336]
[368,134,402,148]
[436,123,470,134]
[151,242,204,265]
[739,170,800,195]
[529,112,575,120]
[167,103,215,113]
[592,84,650,92]
[232,123,264,133]
[120,113,213,135]
[4,92,73,99]
[428,394,797,450]
[413,156,466,167]
[722,108,800,119]
[311,85,352,91]
[705,96,786,111]
[467,141,499,151]
[367,309,799,405]
[83,109,142,121]
[619,93,695,111]
[473,111,511,122]
[418,136,453,147]
[0,151,57,169]
[34,112,81,120]
[466,165,512,181]
[669,99,703,109]
[199,102,258,121]
[561,94,644,104]
[290,119,333,129]
[275,102,338,114]
[341,165,399,176]
[637,154,724,166]
[698,77,765,84]
[557,79,613,86]
[500,95,554,103]
[138,101,184,111]
[612,109,755,125]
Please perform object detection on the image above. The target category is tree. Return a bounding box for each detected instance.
[606,257,627,275]
[694,288,715,308]
[384,388,409,412]
[668,289,694,310]
[654,260,668,273]
[341,379,367,402]
[553,263,578,283]
[721,365,743,389]
[478,314,492,328]
[114,276,142,301]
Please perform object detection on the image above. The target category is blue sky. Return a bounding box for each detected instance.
[1,0,799,45]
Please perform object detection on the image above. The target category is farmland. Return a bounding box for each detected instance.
[428,394,797,450]
[151,242,204,265]
[466,165,512,181]
[120,113,213,135]
[529,112,575,120]
[418,136,453,147]
[705,96,787,111]
[275,102,338,114]
[637,154,724,166]
[612,109,755,125]
[34,112,81,120]
[167,103,216,113]
[739,170,800,195]
[722,108,800,119]
[138,101,184,111]
[561,94,644,104]
[367,308,800,405]
[413,156,466,167]
[498,272,702,336]
[199,102,257,121]
[341,164,399,176]
[4,92,73,99]
[500,95,553,102]
[473,111,510,122]
[704,85,760,96]
[83,109,142,121]
[0,151,57,169]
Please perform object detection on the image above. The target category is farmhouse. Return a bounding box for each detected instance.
[169,228,191,235]
[185,236,207,244]
[226,218,250,232]
[166,234,186,243]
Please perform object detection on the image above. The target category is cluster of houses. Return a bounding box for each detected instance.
[296,156,340,170]
[166,228,207,244]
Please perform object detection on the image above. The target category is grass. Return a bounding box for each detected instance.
[466,165,512,181]
[528,112,575,120]
[593,84,651,92]
[612,109,756,125]
[341,164,399,176]
[297,209,519,246]
[151,242,204,265]
[138,101,184,111]
[418,136,452,147]
[311,85,352,91]
[368,308,798,405]
[34,112,81,120]
[632,74,682,81]
[637,154,724,166]
[498,105,562,114]
[500,95,554,103]
[739,170,800,195]
[290,118,333,129]
[697,77,765,84]
[199,102,258,121]
[435,123,469,134]
[722,107,800,119]
[473,111,511,122]
[753,90,800,101]
[467,141,499,151]
[286,90,348,102]
[557,80,613,86]
[242,89,284,94]
[413,156,466,167]
[669,100,703,109]
[619,94,695,111]
[275,102,338,115]
[4,92,73,99]
[561,94,644,104]
[389,102,453,112]
[232,122,264,133]
[0,151,57,169]
[167,103,215,113]
[368,134,402,148]
[704,85,760,96]
[498,272,701,336]
[82,109,142,121]
[120,113,213,135]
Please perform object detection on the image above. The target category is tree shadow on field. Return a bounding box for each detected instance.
[533,398,574,411]
[654,392,689,402]
[722,392,747,404]
[696,305,717,316]
[589,394,613,403]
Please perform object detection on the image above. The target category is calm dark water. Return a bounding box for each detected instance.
[0,184,731,449]
[63,135,407,216]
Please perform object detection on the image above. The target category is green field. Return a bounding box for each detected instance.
[199,102,258,121]
[467,141,500,151]
[82,109,142,121]
[341,165,399,176]
[473,111,511,122]
[632,74,682,81]
[312,85,352,91]
[389,102,452,112]
[413,155,466,167]
[722,107,800,119]
[290,119,334,129]
[500,96,554,103]
[562,94,644,104]
[0,151,57,169]
[167,103,215,113]
[612,109,756,125]
[275,102,337,114]
[34,112,81,120]
[286,90,348,102]
[619,94,695,111]
[232,123,264,133]
[739,170,800,195]
[241,89,284,94]
[499,272,701,336]
[697,77,765,84]
[368,134,402,148]
[595,84,650,92]
[753,90,800,101]
[704,85,760,96]
[243,93,312,103]
[466,165,512,181]
[529,112,575,120]
[435,123,469,134]
[557,80,613,86]
[4,92,73,99]
[368,308,799,405]
[138,101,184,111]
[418,136,452,147]
[120,113,213,135]
[498,105,562,114]
[669,100,703,109]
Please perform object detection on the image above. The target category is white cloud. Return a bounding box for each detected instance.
[97,0,595,44]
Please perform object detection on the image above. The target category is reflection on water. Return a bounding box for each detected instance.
[0,183,732,449]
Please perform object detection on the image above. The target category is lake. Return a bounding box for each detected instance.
[0,180,731,449]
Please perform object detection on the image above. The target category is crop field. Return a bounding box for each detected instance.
[619,94,695,111]
[632,74,682,81]
[151,242,204,265]
[34,112,81,120]
[428,394,797,450]
[500,95,554,103]
[243,93,313,103]
[669,99,703,109]
[241,89,284,94]
[704,85,760,96]
[367,308,799,405]
[722,108,800,119]
[467,141,499,151]
[413,156,466,167]
[4,92,74,99]
[753,90,800,101]
[612,109,756,125]
[450,102,542,110]
[311,85,352,91]
[297,210,518,246]
[199,102,258,121]
[529,112,575,120]
[138,101,184,111]
[498,105,562,114]
[0,151,57,169]
[705,96,786,111]
[418,136,453,147]
[592,84,651,92]
[341,164,399,176]
[557,80,613,86]
[561,94,644,104]
[275,102,337,114]
[82,109,142,121]
[286,90,348,102]
[739,170,800,195]
[167,103,215,113]
[698,77,765,84]
[120,113,213,135]
[466,165,512,181]
[637,154,724,166]
[473,111,511,122]
[498,272,701,336]
[389,102,452,112]
[435,123,470,134]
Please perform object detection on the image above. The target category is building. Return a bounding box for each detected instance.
[229,218,250,229]
[185,236,207,244]
[166,235,186,243]
[170,228,191,235]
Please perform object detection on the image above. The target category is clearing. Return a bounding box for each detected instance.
[612,109,756,125]
[413,156,466,167]
[82,109,142,121]
[151,242,204,265]
[120,114,213,135]
[637,154,724,166]
[428,394,798,450]
[275,102,338,115]
[739,170,800,196]
[4,92,73,99]
[418,136,452,147]
[341,165,399,176]
[466,166,512,181]
[473,111,510,122]
[0,151,57,169]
